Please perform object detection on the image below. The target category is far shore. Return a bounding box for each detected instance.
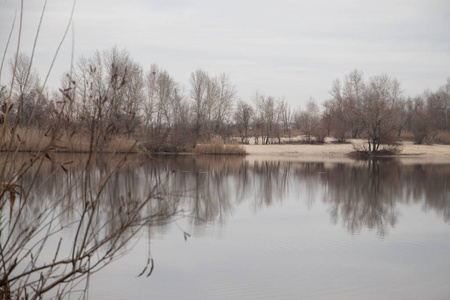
[241,139,450,164]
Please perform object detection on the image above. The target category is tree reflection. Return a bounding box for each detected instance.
[8,155,450,239]
[323,160,400,236]
[403,164,450,222]
[143,157,449,237]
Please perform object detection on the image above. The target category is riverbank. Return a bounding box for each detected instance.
[242,139,450,164]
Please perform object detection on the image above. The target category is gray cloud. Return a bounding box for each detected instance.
[1,0,449,107]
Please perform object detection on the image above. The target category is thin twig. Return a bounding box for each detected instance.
[0,13,16,84]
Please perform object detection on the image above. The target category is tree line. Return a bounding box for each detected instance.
[1,47,449,152]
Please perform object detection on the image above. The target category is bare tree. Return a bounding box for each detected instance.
[328,70,404,152]
[297,99,323,143]
[8,53,46,127]
[254,93,279,144]
[214,73,236,139]
[443,78,450,130]
[66,47,145,149]
[234,99,254,144]
[325,78,357,142]
[144,64,158,129]
[143,64,193,151]
[102,47,144,134]
[189,70,236,141]
[278,98,292,139]
[190,69,209,137]
[426,78,450,131]
[409,96,432,144]
[354,74,403,151]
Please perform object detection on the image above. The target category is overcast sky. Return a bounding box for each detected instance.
[1,0,449,108]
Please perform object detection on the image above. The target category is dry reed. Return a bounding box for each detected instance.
[194,136,247,155]
[1,127,140,153]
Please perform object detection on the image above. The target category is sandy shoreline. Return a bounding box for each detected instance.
[242,139,450,163]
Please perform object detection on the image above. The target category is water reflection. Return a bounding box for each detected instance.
[11,155,450,238]
[160,157,450,236]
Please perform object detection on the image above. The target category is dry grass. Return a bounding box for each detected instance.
[433,131,450,145]
[195,136,247,155]
[399,130,450,145]
[1,127,140,153]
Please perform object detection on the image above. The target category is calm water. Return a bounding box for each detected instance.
[8,154,450,299]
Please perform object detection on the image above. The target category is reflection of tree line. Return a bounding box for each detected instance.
[402,164,450,222]
[323,160,401,236]
[314,160,449,235]
[16,155,450,237]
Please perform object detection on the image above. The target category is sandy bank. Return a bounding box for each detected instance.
[242,139,450,164]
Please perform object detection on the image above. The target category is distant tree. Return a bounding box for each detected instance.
[67,47,144,149]
[354,74,403,151]
[409,96,432,144]
[426,79,450,131]
[394,98,408,138]
[9,53,46,127]
[254,93,279,144]
[214,73,236,139]
[328,70,404,152]
[325,78,358,142]
[144,64,191,151]
[189,69,209,138]
[234,99,254,144]
[144,65,158,129]
[189,70,236,140]
[444,78,450,130]
[102,47,145,134]
[297,99,324,143]
[278,98,292,138]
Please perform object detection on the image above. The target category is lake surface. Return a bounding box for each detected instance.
[6,154,450,299]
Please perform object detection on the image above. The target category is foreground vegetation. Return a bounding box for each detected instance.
[0,4,178,299]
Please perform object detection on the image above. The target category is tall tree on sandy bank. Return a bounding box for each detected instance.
[234,99,254,144]
[426,78,450,131]
[253,93,281,144]
[328,70,404,152]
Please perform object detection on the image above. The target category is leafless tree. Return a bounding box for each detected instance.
[278,98,292,139]
[328,70,404,152]
[102,47,144,134]
[324,78,357,142]
[234,99,254,144]
[8,53,47,127]
[443,78,450,130]
[354,74,403,151]
[144,64,192,151]
[190,69,209,138]
[214,73,236,138]
[407,96,432,144]
[254,93,280,144]
[189,70,236,141]
[66,47,145,149]
[426,78,450,131]
[296,99,324,143]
